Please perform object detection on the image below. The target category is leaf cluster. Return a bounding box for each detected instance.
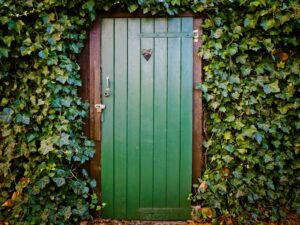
[190,0,300,224]
[0,1,100,224]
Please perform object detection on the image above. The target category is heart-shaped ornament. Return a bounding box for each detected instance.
[142,49,152,61]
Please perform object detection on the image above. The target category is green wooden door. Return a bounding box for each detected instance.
[101,17,193,220]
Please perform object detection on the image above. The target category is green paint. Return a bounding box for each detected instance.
[101,17,193,220]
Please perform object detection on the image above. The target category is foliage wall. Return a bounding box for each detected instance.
[0,1,99,224]
[192,0,300,223]
[0,0,299,224]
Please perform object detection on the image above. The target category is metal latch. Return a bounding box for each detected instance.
[193,29,199,42]
[95,104,106,112]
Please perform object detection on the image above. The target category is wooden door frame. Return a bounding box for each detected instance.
[78,11,203,196]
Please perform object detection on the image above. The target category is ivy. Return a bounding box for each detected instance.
[191,0,300,223]
[0,0,299,224]
[0,1,100,224]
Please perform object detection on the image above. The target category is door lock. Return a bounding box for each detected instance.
[95,104,106,112]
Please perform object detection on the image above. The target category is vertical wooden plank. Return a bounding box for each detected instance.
[127,18,141,219]
[140,18,154,209]
[90,18,102,199]
[101,18,114,218]
[114,18,128,218]
[78,34,90,137]
[166,18,181,211]
[192,18,203,183]
[88,19,101,142]
[78,18,101,196]
[153,18,168,208]
[180,17,193,215]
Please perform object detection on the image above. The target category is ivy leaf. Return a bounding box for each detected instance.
[0,47,9,58]
[225,144,234,153]
[225,115,235,122]
[61,97,72,107]
[244,16,257,28]
[264,154,273,163]
[242,126,257,137]
[260,18,275,31]
[39,138,53,155]
[1,36,14,47]
[267,180,275,190]
[228,44,238,56]
[128,3,138,13]
[291,60,300,74]
[58,133,70,147]
[229,75,240,84]
[52,177,66,187]
[83,0,95,11]
[37,176,50,189]
[38,49,49,59]
[223,155,233,163]
[90,179,96,188]
[213,28,223,39]
[241,65,252,76]
[263,81,280,94]
[60,206,72,220]
[224,131,232,140]
[0,16,9,25]
[254,133,263,144]
[56,75,68,84]
[16,114,30,125]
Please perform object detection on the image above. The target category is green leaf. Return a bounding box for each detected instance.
[82,0,95,12]
[61,206,72,220]
[0,16,9,25]
[238,148,247,154]
[223,155,233,163]
[39,138,53,155]
[244,16,257,28]
[90,179,96,188]
[228,44,238,56]
[229,75,240,84]
[61,97,72,107]
[254,133,263,144]
[260,18,275,31]
[267,180,275,190]
[52,177,66,187]
[241,65,251,76]
[213,28,223,39]
[242,126,257,137]
[224,131,231,140]
[225,115,235,122]
[263,80,280,94]
[16,114,30,125]
[0,47,9,58]
[37,176,50,189]
[128,3,138,13]
[264,154,273,163]
[56,75,68,84]
[225,144,234,153]
[58,133,70,147]
[38,49,49,59]
[1,36,15,47]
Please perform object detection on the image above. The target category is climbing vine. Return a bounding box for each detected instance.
[0,1,99,224]
[0,0,299,224]
[191,0,300,224]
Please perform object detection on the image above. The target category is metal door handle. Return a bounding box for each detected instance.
[104,76,110,97]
